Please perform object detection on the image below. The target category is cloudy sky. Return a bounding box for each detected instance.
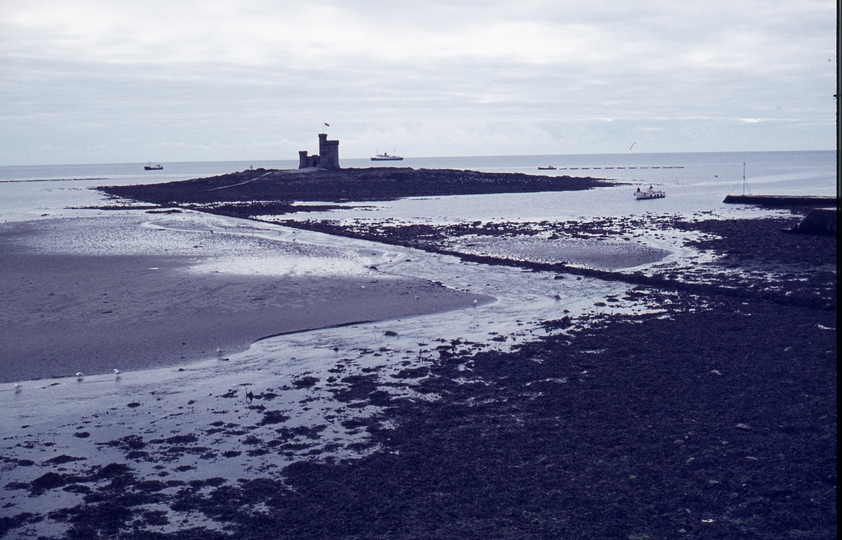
[0,0,836,165]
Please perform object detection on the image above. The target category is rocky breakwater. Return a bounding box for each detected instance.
[790,207,836,235]
[723,195,837,236]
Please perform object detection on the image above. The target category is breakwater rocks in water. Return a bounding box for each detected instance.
[723,194,836,208]
[723,195,838,236]
[790,207,837,235]
[97,167,614,212]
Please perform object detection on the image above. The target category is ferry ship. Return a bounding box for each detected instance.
[371,152,403,161]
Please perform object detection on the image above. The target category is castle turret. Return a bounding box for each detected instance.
[298,150,319,169]
[298,133,339,169]
[318,133,340,170]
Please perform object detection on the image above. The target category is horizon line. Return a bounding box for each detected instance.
[0,149,835,169]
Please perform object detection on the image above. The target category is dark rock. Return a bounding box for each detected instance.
[292,376,319,388]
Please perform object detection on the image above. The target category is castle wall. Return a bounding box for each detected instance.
[298,133,340,169]
[318,133,340,170]
[298,150,319,169]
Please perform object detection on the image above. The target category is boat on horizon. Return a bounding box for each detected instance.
[538,166,556,170]
[144,163,163,171]
[635,186,665,199]
[371,152,403,161]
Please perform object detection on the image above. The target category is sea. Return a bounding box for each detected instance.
[0,150,836,224]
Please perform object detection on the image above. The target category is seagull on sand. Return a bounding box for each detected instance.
[14,383,22,393]
[76,372,84,381]
[114,369,122,379]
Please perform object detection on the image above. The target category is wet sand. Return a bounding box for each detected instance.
[0,223,491,384]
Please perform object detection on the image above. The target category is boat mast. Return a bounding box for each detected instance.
[741,162,750,196]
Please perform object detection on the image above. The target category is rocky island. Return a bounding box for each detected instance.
[98,166,615,217]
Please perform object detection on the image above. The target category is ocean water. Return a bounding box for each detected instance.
[0,150,834,224]
[289,150,838,224]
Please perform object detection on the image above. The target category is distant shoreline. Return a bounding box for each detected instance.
[0,148,835,172]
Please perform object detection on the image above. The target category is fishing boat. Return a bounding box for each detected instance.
[538,166,556,170]
[634,186,665,199]
[144,163,163,170]
[371,152,403,161]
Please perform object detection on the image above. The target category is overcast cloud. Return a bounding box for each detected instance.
[0,0,836,165]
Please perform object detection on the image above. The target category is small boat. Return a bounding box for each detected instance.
[538,166,556,170]
[144,163,163,170]
[371,152,403,161]
[635,186,665,199]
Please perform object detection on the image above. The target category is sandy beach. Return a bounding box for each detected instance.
[0,216,492,383]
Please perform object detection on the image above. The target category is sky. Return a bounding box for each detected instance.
[0,0,837,165]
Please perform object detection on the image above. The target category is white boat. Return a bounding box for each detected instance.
[371,152,403,161]
[635,187,665,199]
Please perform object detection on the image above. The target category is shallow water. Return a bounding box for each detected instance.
[451,235,672,269]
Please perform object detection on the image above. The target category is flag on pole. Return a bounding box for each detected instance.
[324,122,330,127]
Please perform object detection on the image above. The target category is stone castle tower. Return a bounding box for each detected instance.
[298,133,340,170]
